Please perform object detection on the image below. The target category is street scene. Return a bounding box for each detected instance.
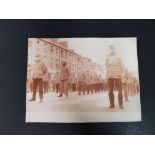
[26,38,141,122]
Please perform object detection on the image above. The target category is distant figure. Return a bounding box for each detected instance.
[98,75,103,93]
[58,62,70,98]
[122,68,129,102]
[43,72,50,94]
[29,53,47,102]
[85,71,91,94]
[54,71,60,93]
[106,45,124,109]
[71,73,77,92]
[77,71,86,95]
[128,72,138,97]
[68,73,72,92]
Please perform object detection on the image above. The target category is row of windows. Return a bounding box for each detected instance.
[43,56,99,71]
[30,39,101,70]
[35,40,78,60]
[29,39,80,62]
[49,62,102,72]
[50,62,77,70]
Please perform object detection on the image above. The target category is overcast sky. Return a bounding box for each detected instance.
[59,38,139,76]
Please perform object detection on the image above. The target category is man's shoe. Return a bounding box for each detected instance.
[57,94,62,97]
[29,99,35,101]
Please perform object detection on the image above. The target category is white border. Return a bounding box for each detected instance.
[0,0,154,19]
[0,136,154,155]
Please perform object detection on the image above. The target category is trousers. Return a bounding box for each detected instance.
[32,78,43,100]
[108,78,123,107]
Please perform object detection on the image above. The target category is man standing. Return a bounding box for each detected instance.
[85,71,91,94]
[58,62,70,98]
[71,73,77,92]
[29,53,47,102]
[122,68,129,102]
[106,45,124,109]
[77,71,86,95]
[53,71,60,93]
[43,72,50,94]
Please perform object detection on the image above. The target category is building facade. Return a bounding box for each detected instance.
[28,38,103,76]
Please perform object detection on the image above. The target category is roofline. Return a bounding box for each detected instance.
[38,38,80,56]
[30,38,102,66]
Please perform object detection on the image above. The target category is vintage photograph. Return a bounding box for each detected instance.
[26,38,141,122]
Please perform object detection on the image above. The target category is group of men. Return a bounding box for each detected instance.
[52,71,108,95]
[27,45,139,109]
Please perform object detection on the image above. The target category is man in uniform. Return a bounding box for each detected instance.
[129,72,138,97]
[58,62,70,98]
[85,71,91,94]
[94,73,98,93]
[29,53,47,102]
[71,73,77,92]
[43,72,50,94]
[68,73,72,92]
[77,71,86,95]
[90,74,94,94]
[54,71,60,93]
[98,75,103,93]
[122,68,129,102]
[106,45,124,109]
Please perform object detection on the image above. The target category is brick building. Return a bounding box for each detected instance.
[28,38,103,76]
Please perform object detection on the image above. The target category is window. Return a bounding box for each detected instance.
[56,47,59,55]
[65,51,67,58]
[61,50,63,57]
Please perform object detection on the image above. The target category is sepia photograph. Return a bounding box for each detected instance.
[26,38,141,122]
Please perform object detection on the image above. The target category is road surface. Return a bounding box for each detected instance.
[26,91,141,122]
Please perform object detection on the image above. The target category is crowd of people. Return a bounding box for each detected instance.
[27,45,140,109]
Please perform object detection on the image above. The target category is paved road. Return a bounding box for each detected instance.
[26,91,140,112]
